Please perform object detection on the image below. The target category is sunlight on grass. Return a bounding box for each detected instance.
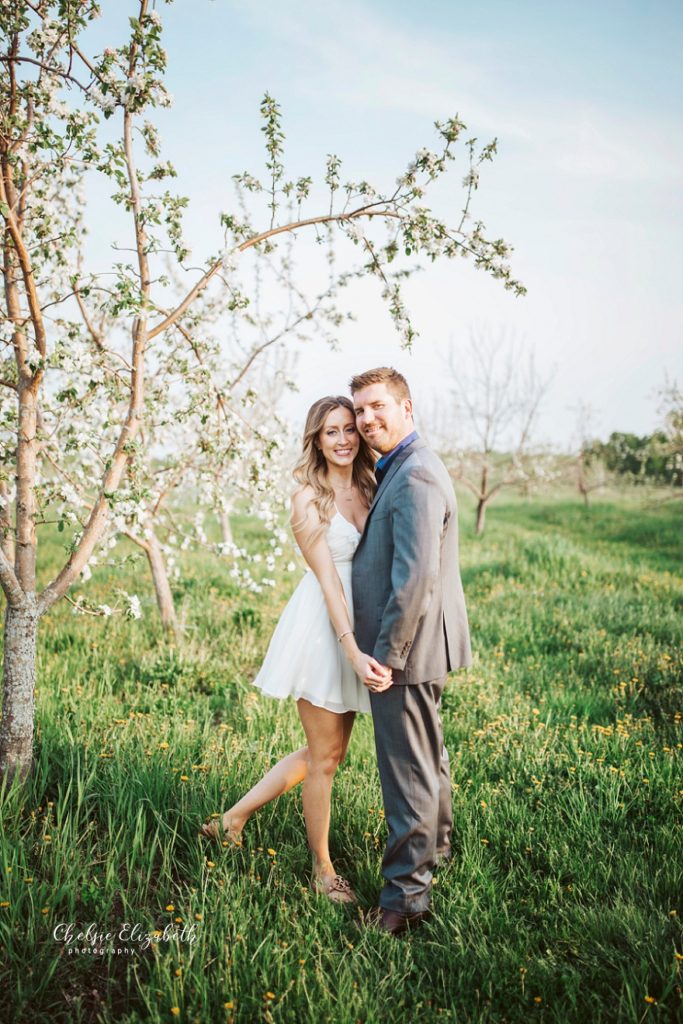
[1,492,681,1023]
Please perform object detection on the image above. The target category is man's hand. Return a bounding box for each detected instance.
[353,653,393,693]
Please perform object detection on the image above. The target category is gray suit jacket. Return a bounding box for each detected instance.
[352,438,471,684]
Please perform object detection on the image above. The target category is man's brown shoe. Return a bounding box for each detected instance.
[363,906,430,937]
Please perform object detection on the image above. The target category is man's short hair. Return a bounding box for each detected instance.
[349,366,411,403]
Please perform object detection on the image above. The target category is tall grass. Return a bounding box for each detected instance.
[0,492,681,1023]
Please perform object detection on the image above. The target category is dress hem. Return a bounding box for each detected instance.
[252,683,370,716]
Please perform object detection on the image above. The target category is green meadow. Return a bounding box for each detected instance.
[0,491,681,1023]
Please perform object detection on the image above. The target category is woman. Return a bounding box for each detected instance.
[201,396,392,902]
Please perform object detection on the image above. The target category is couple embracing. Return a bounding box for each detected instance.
[201,367,471,936]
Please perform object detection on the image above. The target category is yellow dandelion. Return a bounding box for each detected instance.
[180,775,189,782]
[534,996,542,1004]
[24,877,33,884]
[170,1009,180,1017]
[675,953,683,961]
[644,995,656,1004]
[43,835,52,842]
[165,904,175,912]
[265,992,275,1000]
[206,860,215,868]
[159,742,169,750]
[175,917,182,924]
[194,913,202,921]
[0,902,10,908]
[224,1002,234,1010]
[41,907,49,915]
[267,848,277,856]
[175,968,182,977]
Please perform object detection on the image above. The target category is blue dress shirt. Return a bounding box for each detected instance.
[374,430,419,486]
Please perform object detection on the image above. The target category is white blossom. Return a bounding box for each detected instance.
[221,247,240,274]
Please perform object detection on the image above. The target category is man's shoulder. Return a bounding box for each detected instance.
[399,443,449,481]
[390,445,455,506]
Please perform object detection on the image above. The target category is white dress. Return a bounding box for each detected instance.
[252,510,371,714]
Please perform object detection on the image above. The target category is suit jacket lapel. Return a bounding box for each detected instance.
[358,438,426,545]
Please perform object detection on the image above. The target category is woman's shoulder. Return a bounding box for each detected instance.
[291,485,323,524]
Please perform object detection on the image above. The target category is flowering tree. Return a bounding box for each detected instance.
[53,235,350,635]
[0,0,523,782]
[440,330,551,534]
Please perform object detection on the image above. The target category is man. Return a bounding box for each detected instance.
[350,366,471,936]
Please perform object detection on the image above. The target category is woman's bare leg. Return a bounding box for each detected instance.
[208,705,355,846]
[297,700,356,882]
[217,746,309,835]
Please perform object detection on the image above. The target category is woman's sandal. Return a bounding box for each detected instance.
[311,873,358,904]
[199,815,242,847]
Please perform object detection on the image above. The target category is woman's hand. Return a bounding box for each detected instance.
[353,652,393,692]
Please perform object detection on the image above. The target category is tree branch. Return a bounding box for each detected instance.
[0,545,24,607]
[147,207,399,341]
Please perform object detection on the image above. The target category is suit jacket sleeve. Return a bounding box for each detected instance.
[373,466,446,670]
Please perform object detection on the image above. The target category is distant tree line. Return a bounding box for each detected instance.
[585,381,682,490]
[585,431,680,486]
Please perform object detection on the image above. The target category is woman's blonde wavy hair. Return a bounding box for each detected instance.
[292,395,376,541]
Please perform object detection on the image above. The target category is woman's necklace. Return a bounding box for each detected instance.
[335,483,355,502]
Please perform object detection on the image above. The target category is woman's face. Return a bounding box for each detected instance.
[317,406,360,469]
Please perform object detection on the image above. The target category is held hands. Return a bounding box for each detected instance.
[353,652,393,693]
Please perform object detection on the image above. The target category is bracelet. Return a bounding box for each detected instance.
[337,629,354,643]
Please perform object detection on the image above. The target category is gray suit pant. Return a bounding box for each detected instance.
[369,676,452,913]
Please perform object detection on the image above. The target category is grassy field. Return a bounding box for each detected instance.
[0,490,681,1023]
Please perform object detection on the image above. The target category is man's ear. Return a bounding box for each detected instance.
[404,398,413,419]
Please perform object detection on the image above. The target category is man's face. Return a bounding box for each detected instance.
[353,382,413,455]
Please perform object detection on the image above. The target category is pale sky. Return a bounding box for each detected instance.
[83,0,683,447]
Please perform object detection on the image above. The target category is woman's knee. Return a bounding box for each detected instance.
[307,748,343,777]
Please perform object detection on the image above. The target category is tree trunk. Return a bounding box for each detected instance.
[475,497,487,535]
[475,462,489,535]
[0,598,39,784]
[145,528,178,637]
[220,509,233,548]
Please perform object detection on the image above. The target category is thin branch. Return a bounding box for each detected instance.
[148,207,400,341]
[0,54,93,94]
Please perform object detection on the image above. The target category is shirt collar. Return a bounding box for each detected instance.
[375,430,419,471]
